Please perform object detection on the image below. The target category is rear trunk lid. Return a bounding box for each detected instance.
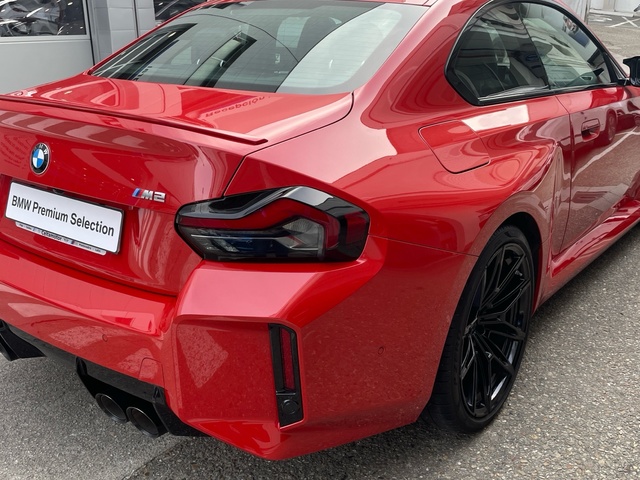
[0,75,352,294]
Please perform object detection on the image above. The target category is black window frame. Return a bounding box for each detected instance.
[445,0,626,106]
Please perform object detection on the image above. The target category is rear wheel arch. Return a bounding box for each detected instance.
[423,215,542,432]
[500,212,542,306]
[468,207,546,309]
[425,224,535,431]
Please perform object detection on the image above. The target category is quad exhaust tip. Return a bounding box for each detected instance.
[94,393,167,438]
[126,406,167,438]
[95,393,128,424]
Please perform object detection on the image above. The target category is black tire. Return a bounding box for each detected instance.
[425,226,534,432]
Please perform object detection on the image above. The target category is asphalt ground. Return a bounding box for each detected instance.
[1,18,640,480]
[588,11,640,67]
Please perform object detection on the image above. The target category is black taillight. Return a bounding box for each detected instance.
[175,187,369,261]
[269,324,303,426]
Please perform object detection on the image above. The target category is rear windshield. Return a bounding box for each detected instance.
[91,0,424,94]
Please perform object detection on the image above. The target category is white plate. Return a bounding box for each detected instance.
[5,182,123,254]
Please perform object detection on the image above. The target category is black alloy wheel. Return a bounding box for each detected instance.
[425,226,534,432]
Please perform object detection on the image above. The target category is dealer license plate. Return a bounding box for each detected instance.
[5,182,123,255]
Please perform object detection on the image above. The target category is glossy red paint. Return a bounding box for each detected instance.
[420,121,491,173]
[1,0,640,460]
[0,84,352,293]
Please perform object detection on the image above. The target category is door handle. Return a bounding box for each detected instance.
[581,119,601,139]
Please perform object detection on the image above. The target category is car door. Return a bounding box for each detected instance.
[520,3,640,250]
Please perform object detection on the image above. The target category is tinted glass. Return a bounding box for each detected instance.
[92,0,424,94]
[519,3,612,88]
[449,4,549,102]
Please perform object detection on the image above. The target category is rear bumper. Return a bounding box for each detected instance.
[0,321,201,437]
[0,235,472,459]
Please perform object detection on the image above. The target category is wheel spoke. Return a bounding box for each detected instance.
[480,247,504,303]
[473,334,492,414]
[452,234,534,424]
[478,317,526,341]
[460,338,476,380]
[461,338,482,416]
[481,252,524,309]
[490,273,528,310]
[477,280,531,340]
[475,331,516,378]
[480,279,531,319]
[470,355,479,416]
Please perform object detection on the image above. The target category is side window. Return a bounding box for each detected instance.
[448,4,549,103]
[519,3,612,88]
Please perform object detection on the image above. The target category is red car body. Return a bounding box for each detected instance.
[1,0,640,460]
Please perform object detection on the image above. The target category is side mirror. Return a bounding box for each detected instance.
[623,56,640,86]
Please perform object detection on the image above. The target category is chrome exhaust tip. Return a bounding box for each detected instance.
[95,393,128,424]
[126,406,167,438]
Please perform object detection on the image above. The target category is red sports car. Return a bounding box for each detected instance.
[1,0,639,460]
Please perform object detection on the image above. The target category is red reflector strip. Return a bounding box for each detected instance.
[269,324,303,426]
[279,328,295,391]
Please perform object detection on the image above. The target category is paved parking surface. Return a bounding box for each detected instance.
[1,18,640,480]
[129,224,640,479]
[589,12,640,66]
[589,11,640,29]
[3,224,640,480]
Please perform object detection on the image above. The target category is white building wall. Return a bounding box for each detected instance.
[590,0,638,12]
[137,0,158,36]
[565,0,591,19]
[0,0,158,92]
[0,37,93,94]
[89,0,156,62]
[613,0,638,12]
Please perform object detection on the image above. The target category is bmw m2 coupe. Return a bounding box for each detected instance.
[1,0,640,459]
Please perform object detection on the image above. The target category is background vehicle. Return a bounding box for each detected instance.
[0,0,85,36]
[0,0,59,36]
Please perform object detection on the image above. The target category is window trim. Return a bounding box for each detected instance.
[445,0,625,107]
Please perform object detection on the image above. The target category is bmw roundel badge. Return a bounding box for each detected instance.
[31,143,50,175]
